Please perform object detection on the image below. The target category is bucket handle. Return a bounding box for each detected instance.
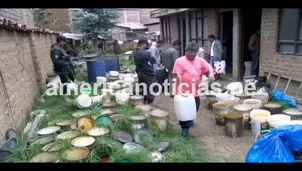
[254,130,270,142]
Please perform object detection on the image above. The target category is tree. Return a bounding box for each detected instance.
[73,8,120,38]
[73,9,120,55]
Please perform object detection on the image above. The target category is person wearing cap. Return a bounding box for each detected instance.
[50,35,79,102]
[172,42,215,136]
[133,39,157,104]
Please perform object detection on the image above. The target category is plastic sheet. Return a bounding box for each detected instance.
[246,125,302,162]
[272,89,296,107]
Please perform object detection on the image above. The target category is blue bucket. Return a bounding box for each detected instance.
[104,56,120,72]
[86,57,106,83]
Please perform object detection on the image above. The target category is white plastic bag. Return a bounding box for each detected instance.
[67,82,77,93]
[174,94,197,121]
[214,61,226,74]
[244,62,252,77]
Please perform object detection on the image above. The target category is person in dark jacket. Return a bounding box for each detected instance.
[133,39,157,104]
[50,35,80,102]
[161,40,181,97]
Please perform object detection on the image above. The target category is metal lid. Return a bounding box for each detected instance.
[63,147,90,161]
[30,152,59,163]
[154,141,169,152]
[113,131,133,144]
[31,135,55,146]
[123,142,144,154]
[38,126,61,136]
[283,108,302,116]
[134,129,153,145]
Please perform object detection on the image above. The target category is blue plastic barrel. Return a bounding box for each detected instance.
[86,57,106,83]
[104,56,120,72]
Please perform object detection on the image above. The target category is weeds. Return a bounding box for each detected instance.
[10,65,210,163]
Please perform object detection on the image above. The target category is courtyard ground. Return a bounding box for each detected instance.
[120,55,255,162]
[153,81,255,162]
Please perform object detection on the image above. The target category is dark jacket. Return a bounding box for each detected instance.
[161,47,180,73]
[50,43,70,73]
[133,48,156,76]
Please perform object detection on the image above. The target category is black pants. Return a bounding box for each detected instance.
[179,97,200,129]
[57,68,75,95]
[138,73,156,103]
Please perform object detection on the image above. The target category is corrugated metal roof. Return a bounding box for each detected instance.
[62,33,106,40]
[116,22,147,30]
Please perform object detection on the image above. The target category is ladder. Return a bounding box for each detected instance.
[265,72,302,104]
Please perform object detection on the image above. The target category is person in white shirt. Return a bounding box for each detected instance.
[208,34,223,80]
[148,40,164,71]
[208,34,223,67]
[197,47,205,58]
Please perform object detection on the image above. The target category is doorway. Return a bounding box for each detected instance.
[178,15,186,56]
[219,11,233,74]
[241,9,262,78]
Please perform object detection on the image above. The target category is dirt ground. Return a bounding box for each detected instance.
[153,82,255,162]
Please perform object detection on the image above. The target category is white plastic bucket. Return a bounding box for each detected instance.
[124,76,135,84]
[115,92,130,104]
[244,62,252,77]
[119,74,125,80]
[67,82,77,93]
[96,77,107,84]
[268,114,291,129]
[75,94,93,109]
[243,99,262,109]
[289,120,302,125]
[109,71,119,77]
[250,109,271,135]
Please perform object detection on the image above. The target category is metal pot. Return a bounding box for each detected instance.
[129,95,144,106]
[150,109,169,131]
[205,95,216,110]
[130,115,148,133]
[213,103,230,126]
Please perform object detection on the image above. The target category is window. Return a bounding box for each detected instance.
[161,17,171,43]
[189,11,208,46]
[278,9,302,55]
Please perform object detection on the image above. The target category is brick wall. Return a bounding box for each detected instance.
[0,28,56,142]
[116,9,159,24]
[159,9,217,52]
[260,8,302,98]
[146,23,160,33]
[201,9,218,52]
[126,10,140,23]
[112,27,127,41]
[159,15,179,51]
[139,9,159,25]
[0,9,35,28]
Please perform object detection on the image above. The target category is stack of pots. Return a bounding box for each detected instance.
[109,71,119,82]
[213,103,230,126]
[233,104,253,129]
[251,93,269,105]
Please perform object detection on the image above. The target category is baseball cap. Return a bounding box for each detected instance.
[56,35,67,42]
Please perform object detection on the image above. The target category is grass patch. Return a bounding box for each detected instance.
[11,99,209,162]
[119,54,135,70]
[10,64,209,163]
